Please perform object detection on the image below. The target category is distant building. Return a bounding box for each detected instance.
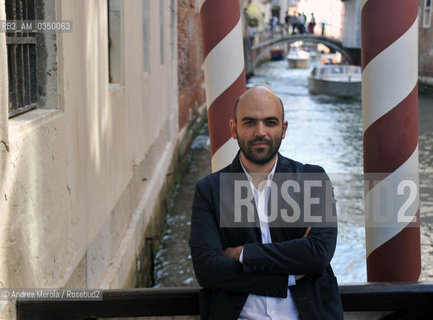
[177,0,206,130]
[419,0,433,85]
[342,0,361,49]
[248,0,299,31]
[341,0,361,65]
[343,0,432,82]
[297,0,343,39]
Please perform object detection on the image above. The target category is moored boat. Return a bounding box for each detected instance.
[308,65,361,98]
[287,47,310,69]
[270,48,285,61]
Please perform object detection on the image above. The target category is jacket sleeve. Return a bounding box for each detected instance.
[242,226,337,275]
[189,179,289,298]
[242,166,338,275]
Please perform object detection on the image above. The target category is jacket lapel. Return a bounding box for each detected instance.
[270,153,299,242]
[226,151,262,243]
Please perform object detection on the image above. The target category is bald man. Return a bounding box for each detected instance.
[189,86,343,319]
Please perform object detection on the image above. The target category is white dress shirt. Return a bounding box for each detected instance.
[238,156,300,320]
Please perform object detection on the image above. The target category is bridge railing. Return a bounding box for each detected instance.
[15,283,433,319]
[249,33,356,66]
[251,33,342,51]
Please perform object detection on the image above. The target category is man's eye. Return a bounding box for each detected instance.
[266,120,278,126]
[244,121,255,126]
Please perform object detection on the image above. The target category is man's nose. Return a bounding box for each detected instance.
[254,122,266,137]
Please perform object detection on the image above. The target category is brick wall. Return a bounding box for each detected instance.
[419,0,433,78]
[178,0,206,129]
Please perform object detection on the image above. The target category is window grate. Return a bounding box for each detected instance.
[424,0,432,28]
[6,0,38,118]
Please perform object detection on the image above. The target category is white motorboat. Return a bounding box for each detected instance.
[308,65,361,98]
[287,47,310,69]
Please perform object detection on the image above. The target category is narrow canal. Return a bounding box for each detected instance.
[154,59,433,286]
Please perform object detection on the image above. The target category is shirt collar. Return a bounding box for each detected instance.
[239,153,278,182]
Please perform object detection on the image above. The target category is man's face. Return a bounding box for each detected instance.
[230,91,288,165]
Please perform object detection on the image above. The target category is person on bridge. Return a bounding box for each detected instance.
[284,11,291,35]
[308,13,316,34]
[292,12,298,34]
[248,25,255,46]
[189,86,344,319]
[298,12,305,34]
[270,16,278,37]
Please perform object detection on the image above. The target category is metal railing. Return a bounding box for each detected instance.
[15,283,433,320]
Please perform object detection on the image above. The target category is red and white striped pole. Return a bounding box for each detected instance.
[362,0,421,281]
[199,0,246,172]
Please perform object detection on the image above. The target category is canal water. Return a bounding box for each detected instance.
[154,59,433,286]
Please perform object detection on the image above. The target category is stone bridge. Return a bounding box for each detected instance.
[251,33,354,66]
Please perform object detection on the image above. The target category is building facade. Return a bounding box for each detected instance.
[0,0,204,318]
[419,0,433,85]
[342,0,361,49]
[177,0,205,130]
[341,0,361,65]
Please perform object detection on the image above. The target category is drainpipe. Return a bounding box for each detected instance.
[362,0,421,281]
[199,0,246,172]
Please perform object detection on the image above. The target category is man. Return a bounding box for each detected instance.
[284,11,290,35]
[308,13,316,34]
[189,86,343,319]
[298,13,305,34]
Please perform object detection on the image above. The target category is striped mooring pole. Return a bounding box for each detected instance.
[199,0,246,172]
[362,0,421,281]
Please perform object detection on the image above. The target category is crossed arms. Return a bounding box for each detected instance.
[189,175,337,297]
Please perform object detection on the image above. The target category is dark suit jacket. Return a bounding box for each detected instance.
[189,152,344,320]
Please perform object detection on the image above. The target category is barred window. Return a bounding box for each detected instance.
[6,0,38,117]
[6,0,58,118]
[424,0,432,28]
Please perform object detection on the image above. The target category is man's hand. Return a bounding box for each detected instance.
[222,245,244,261]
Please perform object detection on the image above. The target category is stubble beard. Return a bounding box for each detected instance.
[237,134,283,165]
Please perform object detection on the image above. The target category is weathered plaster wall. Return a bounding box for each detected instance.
[0,0,179,318]
[0,0,8,153]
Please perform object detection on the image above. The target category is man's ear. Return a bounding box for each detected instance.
[229,119,237,139]
[282,120,288,139]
